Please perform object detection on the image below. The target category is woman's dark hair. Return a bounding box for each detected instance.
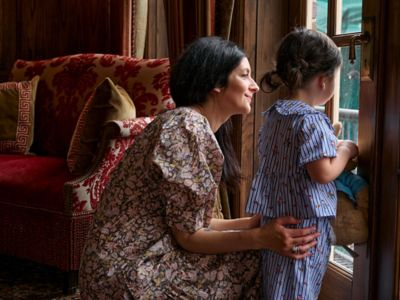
[261,27,342,92]
[170,36,246,107]
[214,119,241,191]
[170,36,246,190]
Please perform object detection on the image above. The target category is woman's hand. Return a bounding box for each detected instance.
[172,215,318,256]
[254,216,320,259]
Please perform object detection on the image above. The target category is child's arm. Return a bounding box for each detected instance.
[306,140,358,184]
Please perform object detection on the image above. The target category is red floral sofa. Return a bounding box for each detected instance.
[0,54,174,292]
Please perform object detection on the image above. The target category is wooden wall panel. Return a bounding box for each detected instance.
[17,0,113,58]
[254,0,289,169]
[229,0,289,217]
[0,0,127,82]
[0,0,17,82]
[229,0,258,217]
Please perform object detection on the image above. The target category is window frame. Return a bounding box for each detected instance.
[224,0,396,298]
[305,1,371,298]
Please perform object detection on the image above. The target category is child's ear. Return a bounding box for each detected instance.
[212,87,222,94]
[318,75,327,90]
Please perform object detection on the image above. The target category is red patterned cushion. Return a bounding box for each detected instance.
[10,54,174,157]
[0,76,39,154]
[67,78,136,175]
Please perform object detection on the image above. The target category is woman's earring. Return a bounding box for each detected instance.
[322,82,326,90]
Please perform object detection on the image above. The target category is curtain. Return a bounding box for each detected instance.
[163,0,236,218]
[163,0,236,63]
[131,0,148,58]
[163,0,215,64]
[215,0,235,39]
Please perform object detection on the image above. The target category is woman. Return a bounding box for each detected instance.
[79,36,320,299]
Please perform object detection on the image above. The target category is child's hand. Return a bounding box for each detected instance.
[337,140,359,159]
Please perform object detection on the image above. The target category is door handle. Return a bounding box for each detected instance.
[349,33,370,64]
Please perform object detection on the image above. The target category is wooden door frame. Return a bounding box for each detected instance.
[286,0,400,299]
[146,0,400,298]
[368,0,400,298]
[229,0,290,218]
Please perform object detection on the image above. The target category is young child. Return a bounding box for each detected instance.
[246,28,359,299]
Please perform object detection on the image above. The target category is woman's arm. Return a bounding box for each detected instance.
[209,214,261,231]
[306,140,358,184]
[172,216,320,259]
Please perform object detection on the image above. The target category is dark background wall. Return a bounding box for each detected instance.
[0,0,128,82]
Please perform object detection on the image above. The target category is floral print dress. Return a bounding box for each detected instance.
[79,107,261,299]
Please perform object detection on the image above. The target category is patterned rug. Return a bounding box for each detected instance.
[0,255,80,300]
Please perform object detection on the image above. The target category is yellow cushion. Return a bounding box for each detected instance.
[67,78,136,175]
[0,76,39,154]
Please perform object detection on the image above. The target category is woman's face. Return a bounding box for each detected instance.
[217,57,259,115]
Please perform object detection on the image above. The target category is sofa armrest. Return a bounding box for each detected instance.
[63,117,155,215]
[103,117,156,138]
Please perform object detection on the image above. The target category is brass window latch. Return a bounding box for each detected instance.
[349,17,375,81]
[349,32,370,64]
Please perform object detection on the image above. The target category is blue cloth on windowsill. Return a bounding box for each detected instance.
[334,171,368,203]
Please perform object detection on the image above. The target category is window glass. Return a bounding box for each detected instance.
[330,245,354,273]
[338,45,361,142]
[330,45,361,271]
[311,0,328,33]
[337,0,362,34]
[306,0,363,276]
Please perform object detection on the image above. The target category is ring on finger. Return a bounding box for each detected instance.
[291,245,300,254]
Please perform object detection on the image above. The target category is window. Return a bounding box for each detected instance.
[307,0,363,277]
[245,0,390,298]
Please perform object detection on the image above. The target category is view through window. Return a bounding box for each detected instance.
[307,0,362,274]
